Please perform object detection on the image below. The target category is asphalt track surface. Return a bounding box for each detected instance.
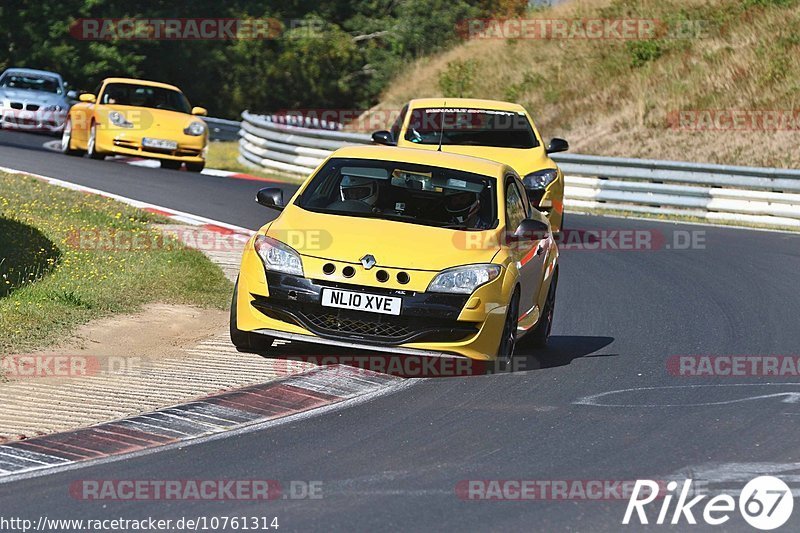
[2,130,800,532]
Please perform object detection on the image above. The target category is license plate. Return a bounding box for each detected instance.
[320,288,401,316]
[142,137,178,150]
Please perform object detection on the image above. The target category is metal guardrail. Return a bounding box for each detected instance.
[237,111,800,229]
[204,117,242,142]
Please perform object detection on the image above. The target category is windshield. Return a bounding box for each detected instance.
[296,158,497,230]
[0,73,61,94]
[99,83,191,113]
[404,108,538,149]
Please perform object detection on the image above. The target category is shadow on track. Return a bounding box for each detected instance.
[254,335,615,379]
[516,335,617,371]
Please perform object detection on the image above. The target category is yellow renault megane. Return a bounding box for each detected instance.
[231,146,559,364]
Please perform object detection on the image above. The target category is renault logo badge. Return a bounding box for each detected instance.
[360,254,377,270]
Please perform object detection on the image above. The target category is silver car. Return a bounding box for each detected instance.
[0,68,76,134]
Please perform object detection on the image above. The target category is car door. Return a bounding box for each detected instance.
[505,175,546,324]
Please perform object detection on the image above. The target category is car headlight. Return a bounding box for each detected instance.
[108,111,133,128]
[427,264,501,294]
[523,169,559,190]
[44,105,64,112]
[254,235,304,277]
[184,121,206,136]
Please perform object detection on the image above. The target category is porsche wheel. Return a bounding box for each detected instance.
[87,123,104,160]
[530,269,558,348]
[60,118,83,156]
[186,161,205,173]
[160,160,182,170]
[230,278,275,355]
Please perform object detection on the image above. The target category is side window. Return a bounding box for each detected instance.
[505,177,526,231]
[390,104,408,141]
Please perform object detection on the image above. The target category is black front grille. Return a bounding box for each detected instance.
[251,295,478,345]
[303,311,413,339]
[26,104,39,111]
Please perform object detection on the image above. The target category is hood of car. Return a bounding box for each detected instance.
[399,142,552,177]
[265,204,501,272]
[0,88,66,106]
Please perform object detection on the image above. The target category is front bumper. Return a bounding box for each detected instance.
[1,109,66,133]
[236,266,509,361]
[95,129,206,162]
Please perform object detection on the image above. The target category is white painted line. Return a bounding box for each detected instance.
[0,165,255,236]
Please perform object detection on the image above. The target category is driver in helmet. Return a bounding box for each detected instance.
[445,191,486,228]
[340,175,379,209]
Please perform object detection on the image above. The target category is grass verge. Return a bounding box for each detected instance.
[374,0,800,168]
[206,141,305,184]
[0,171,232,355]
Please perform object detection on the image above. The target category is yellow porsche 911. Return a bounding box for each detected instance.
[61,77,208,171]
[372,98,568,233]
[231,145,559,365]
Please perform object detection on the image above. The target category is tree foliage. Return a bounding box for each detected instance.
[0,0,506,118]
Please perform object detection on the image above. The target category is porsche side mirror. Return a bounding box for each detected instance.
[192,106,208,116]
[371,130,395,146]
[256,187,284,211]
[66,90,78,100]
[545,138,569,154]
[514,218,550,242]
[79,93,96,103]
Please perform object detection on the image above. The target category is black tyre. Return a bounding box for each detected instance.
[186,161,205,173]
[496,289,520,372]
[230,278,275,354]
[160,159,182,170]
[86,123,104,160]
[60,118,83,155]
[529,269,558,348]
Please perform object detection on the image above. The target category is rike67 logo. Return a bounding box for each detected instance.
[624,476,794,530]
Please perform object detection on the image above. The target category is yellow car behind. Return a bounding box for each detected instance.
[61,77,208,171]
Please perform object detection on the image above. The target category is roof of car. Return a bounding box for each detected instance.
[102,78,182,92]
[329,145,512,179]
[405,98,527,113]
[2,68,63,81]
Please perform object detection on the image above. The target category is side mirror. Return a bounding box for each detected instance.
[79,93,96,103]
[256,187,284,211]
[66,90,78,100]
[513,218,550,242]
[371,130,395,146]
[545,138,569,154]
[192,106,208,116]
